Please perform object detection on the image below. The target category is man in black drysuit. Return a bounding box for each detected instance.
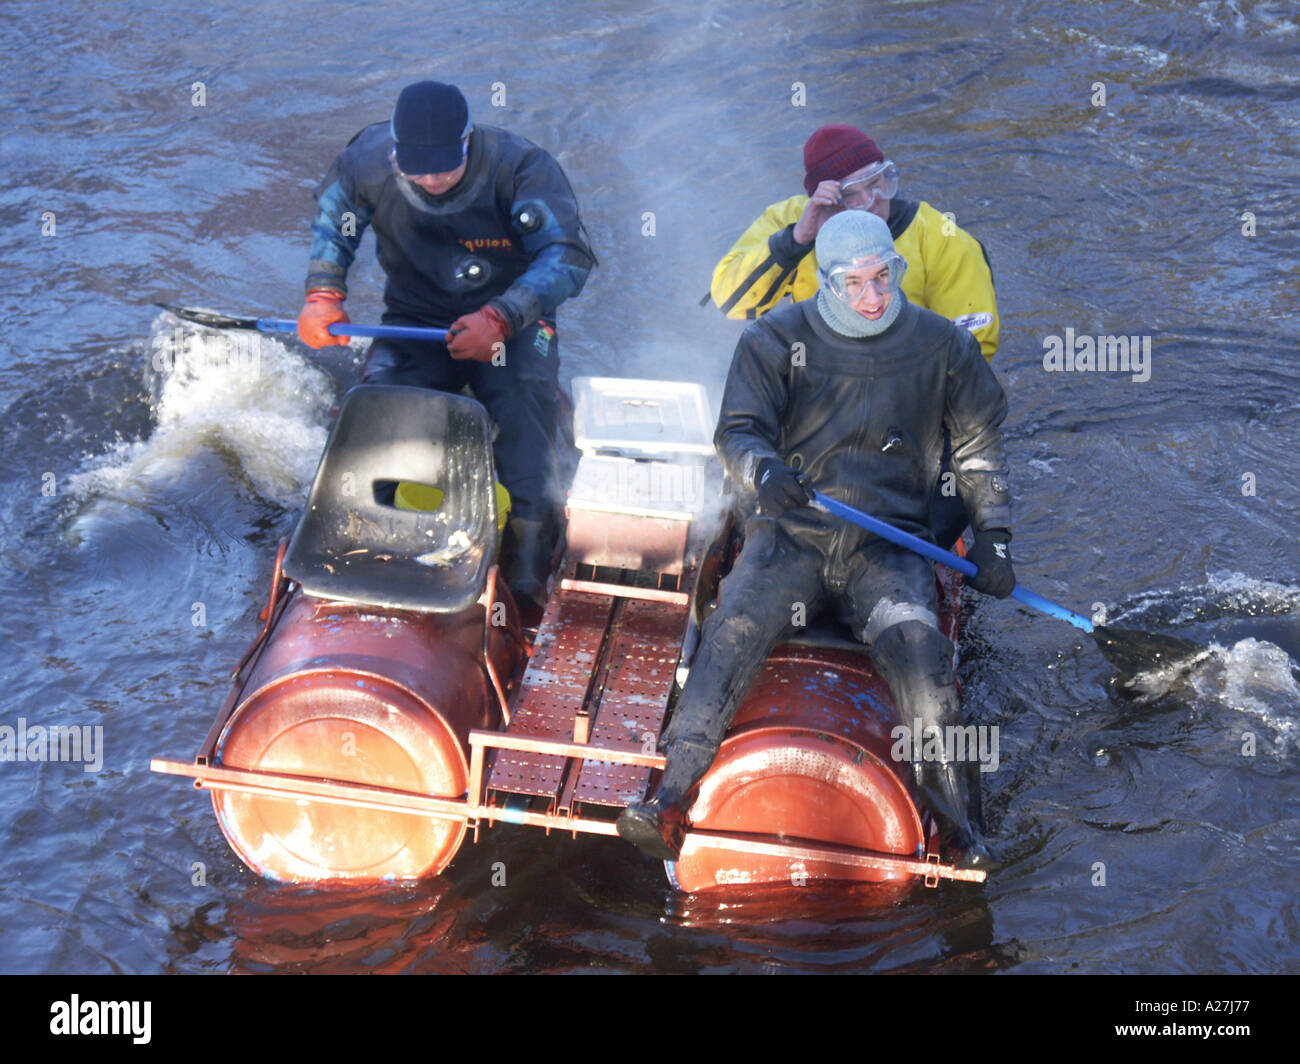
[617,210,1015,867]
[296,81,596,610]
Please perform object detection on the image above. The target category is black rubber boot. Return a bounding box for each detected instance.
[504,516,553,620]
[964,760,989,837]
[913,760,999,871]
[617,739,717,861]
[961,762,1000,870]
[871,620,998,872]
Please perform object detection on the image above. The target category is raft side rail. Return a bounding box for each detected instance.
[465,732,983,884]
[149,758,471,821]
[684,828,986,885]
[149,755,982,884]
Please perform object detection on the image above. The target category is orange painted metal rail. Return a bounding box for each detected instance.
[151,726,985,885]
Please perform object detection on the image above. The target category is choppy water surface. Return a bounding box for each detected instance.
[1,0,1297,973]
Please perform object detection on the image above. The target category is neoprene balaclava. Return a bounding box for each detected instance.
[815,210,906,338]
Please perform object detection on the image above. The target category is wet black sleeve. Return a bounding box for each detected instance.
[714,321,791,488]
[944,330,1012,532]
[769,224,814,269]
[488,147,596,334]
[305,130,377,296]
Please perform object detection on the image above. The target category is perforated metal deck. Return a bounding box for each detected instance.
[486,590,613,800]
[571,598,686,808]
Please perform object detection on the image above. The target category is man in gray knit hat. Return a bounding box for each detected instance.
[297,81,595,616]
[618,211,1015,868]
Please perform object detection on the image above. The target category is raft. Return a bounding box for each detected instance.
[152,380,983,890]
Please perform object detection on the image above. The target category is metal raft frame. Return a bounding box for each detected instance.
[151,380,986,888]
[152,546,985,889]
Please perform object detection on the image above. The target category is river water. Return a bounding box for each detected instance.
[1,0,1297,974]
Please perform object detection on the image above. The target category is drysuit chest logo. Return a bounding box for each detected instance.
[458,237,516,252]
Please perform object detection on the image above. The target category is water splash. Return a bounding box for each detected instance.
[1118,637,1300,755]
[1116,571,1300,629]
[1206,637,1300,740]
[1102,575,1300,750]
[65,315,337,528]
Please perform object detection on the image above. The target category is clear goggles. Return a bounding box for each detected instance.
[821,253,907,302]
[839,160,899,210]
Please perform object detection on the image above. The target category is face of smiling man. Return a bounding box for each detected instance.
[841,258,895,321]
[814,210,908,338]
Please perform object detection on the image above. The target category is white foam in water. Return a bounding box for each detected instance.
[1123,637,1298,751]
[67,321,336,511]
[1204,571,1300,613]
[1109,574,1300,751]
[1197,0,1298,35]
[1205,638,1300,746]
[1116,571,1300,628]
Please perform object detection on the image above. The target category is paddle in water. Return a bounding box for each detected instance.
[810,492,1206,683]
[155,302,448,343]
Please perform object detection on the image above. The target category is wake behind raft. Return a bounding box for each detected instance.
[152,380,988,890]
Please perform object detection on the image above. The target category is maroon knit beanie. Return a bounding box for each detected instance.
[802,125,884,195]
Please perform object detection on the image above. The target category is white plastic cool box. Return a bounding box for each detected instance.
[570,377,715,459]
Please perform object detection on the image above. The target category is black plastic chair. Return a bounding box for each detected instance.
[283,385,498,613]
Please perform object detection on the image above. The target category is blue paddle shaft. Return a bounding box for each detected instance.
[255,319,449,342]
[811,492,1094,633]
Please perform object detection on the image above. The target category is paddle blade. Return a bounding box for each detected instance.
[154,303,261,330]
[1090,624,1207,678]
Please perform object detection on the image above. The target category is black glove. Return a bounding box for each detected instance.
[755,458,814,515]
[967,528,1015,598]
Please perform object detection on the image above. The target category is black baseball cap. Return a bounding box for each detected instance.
[390,81,472,174]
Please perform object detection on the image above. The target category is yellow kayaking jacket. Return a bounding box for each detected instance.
[710,196,999,361]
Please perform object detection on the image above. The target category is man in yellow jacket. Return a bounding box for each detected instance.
[710,124,999,363]
[711,125,1000,548]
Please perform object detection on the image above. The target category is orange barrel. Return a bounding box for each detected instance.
[668,643,926,894]
[212,586,522,884]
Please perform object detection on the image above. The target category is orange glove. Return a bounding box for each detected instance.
[297,288,350,348]
[447,305,510,362]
